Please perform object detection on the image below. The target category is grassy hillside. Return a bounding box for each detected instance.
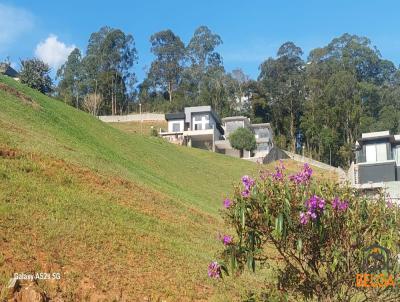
[0,76,270,301]
[109,120,167,137]
[0,76,337,301]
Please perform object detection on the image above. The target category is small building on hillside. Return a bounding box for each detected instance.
[348,130,400,202]
[0,63,19,81]
[162,106,224,151]
[160,106,274,159]
[215,116,273,159]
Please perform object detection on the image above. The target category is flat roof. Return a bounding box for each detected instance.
[165,112,185,120]
[361,131,390,139]
[251,123,271,128]
[358,130,398,144]
[222,116,248,122]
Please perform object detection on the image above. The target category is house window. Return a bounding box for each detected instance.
[192,114,211,131]
[172,123,181,132]
[257,142,270,151]
[394,146,400,165]
[366,143,387,163]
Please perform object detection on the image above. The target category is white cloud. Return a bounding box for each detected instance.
[35,34,76,69]
[0,3,34,50]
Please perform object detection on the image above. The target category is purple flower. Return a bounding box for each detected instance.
[241,175,255,189]
[300,195,325,225]
[223,198,232,208]
[332,197,349,212]
[339,201,349,211]
[208,261,221,278]
[271,161,285,181]
[222,235,232,246]
[300,212,309,225]
[241,189,250,198]
[386,194,394,208]
[289,163,313,185]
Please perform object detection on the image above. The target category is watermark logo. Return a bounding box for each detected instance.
[362,243,391,273]
[356,243,397,288]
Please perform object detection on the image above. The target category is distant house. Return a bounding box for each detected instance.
[349,130,400,201]
[160,106,274,159]
[162,106,224,151]
[215,116,273,158]
[0,63,19,81]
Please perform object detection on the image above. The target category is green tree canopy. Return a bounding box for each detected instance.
[229,127,256,155]
[57,48,82,108]
[148,29,185,102]
[19,58,53,94]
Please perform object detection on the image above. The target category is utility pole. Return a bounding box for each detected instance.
[139,103,142,135]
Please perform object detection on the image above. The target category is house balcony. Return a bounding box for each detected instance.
[356,160,397,184]
[159,130,185,145]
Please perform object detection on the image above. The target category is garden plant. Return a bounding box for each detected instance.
[210,162,400,301]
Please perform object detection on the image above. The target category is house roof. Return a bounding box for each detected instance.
[165,112,185,120]
[222,116,248,122]
[358,131,396,145]
[0,63,19,78]
[251,123,272,129]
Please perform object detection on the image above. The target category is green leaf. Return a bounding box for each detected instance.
[297,238,303,253]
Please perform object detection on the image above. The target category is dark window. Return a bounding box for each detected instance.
[172,123,180,132]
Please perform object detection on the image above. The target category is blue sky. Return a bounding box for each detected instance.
[1,0,400,82]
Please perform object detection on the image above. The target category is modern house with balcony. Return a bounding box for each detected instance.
[349,130,400,201]
[160,106,224,151]
[160,106,274,159]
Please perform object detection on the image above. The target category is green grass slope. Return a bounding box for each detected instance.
[0,76,265,301]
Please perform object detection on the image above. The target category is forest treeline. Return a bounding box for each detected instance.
[12,26,400,167]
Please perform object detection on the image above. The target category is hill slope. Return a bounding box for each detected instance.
[0,76,267,300]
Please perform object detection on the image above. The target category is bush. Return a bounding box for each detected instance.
[150,126,158,137]
[210,162,400,301]
[229,127,256,156]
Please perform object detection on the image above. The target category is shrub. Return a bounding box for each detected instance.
[229,127,256,156]
[150,126,158,137]
[211,162,400,301]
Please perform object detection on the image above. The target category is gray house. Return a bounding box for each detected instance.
[215,116,273,158]
[0,63,19,80]
[160,106,274,159]
[349,130,400,201]
[161,106,224,151]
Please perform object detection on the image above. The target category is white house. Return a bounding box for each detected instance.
[160,106,274,159]
[161,106,224,151]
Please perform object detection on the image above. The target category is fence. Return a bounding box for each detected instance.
[98,113,165,123]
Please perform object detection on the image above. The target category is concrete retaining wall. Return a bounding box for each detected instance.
[98,113,165,123]
[284,150,339,172]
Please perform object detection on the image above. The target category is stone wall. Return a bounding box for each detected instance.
[98,113,165,123]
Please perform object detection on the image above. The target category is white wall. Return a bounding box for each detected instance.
[98,113,165,123]
[168,119,185,132]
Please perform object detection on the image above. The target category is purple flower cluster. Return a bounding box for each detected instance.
[221,234,232,246]
[223,198,232,208]
[300,195,325,225]
[332,197,349,212]
[289,163,313,185]
[271,161,285,181]
[208,261,221,278]
[241,175,255,198]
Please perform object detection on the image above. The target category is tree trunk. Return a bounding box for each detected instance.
[290,108,295,152]
[168,82,172,102]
